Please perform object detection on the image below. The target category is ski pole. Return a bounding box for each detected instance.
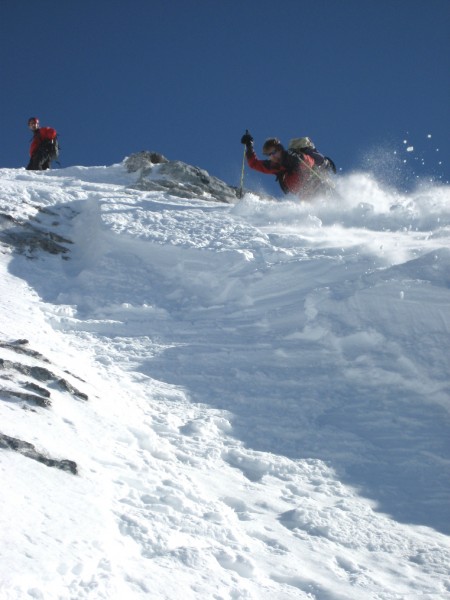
[297,153,336,189]
[296,153,343,200]
[237,129,249,199]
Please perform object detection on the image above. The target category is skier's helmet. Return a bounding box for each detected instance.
[28,117,39,126]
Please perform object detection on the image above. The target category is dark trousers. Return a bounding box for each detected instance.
[26,155,51,170]
[26,145,52,171]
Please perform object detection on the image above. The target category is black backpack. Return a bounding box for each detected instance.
[288,137,336,174]
[46,136,60,161]
[38,136,60,166]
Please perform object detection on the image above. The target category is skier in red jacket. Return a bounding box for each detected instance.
[240,131,335,198]
[26,117,58,170]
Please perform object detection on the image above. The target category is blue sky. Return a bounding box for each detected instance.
[1,0,449,194]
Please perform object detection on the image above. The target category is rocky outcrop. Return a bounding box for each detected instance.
[0,208,72,257]
[0,339,86,474]
[124,151,169,172]
[0,340,88,409]
[125,151,239,204]
[0,433,77,475]
[0,358,88,405]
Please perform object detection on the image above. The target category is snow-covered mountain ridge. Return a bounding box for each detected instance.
[0,157,449,599]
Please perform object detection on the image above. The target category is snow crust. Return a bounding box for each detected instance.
[0,163,449,599]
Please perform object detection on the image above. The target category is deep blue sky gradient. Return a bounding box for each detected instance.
[1,0,449,195]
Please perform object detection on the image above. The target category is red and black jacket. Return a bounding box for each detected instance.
[30,127,57,157]
[246,147,316,195]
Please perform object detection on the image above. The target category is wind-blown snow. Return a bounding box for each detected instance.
[0,162,449,600]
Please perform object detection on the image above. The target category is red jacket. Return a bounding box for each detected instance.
[246,148,316,196]
[30,127,57,157]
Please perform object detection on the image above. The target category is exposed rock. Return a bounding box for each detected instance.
[124,151,169,172]
[0,387,51,408]
[0,432,78,475]
[0,211,72,257]
[0,339,50,363]
[125,151,239,204]
[0,358,88,403]
[2,229,71,257]
[24,382,51,398]
[0,341,85,474]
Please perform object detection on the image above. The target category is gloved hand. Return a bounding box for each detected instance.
[241,131,253,147]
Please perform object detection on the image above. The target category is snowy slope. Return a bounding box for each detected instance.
[0,160,449,600]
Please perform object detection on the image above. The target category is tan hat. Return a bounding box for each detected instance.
[288,137,315,151]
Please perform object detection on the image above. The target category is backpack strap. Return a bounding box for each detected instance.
[292,147,337,174]
[301,146,326,166]
[284,150,303,172]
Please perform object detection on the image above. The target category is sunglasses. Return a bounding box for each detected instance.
[265,149,280,157]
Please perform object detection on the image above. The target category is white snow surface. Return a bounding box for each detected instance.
[0,163,449,600]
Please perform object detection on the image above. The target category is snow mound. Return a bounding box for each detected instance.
[1,162,450,599]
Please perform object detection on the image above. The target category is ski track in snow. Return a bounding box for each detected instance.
[0,164,449,599]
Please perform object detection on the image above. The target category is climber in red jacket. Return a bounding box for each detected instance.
[26,117,59,171]
[240,131,335,198]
